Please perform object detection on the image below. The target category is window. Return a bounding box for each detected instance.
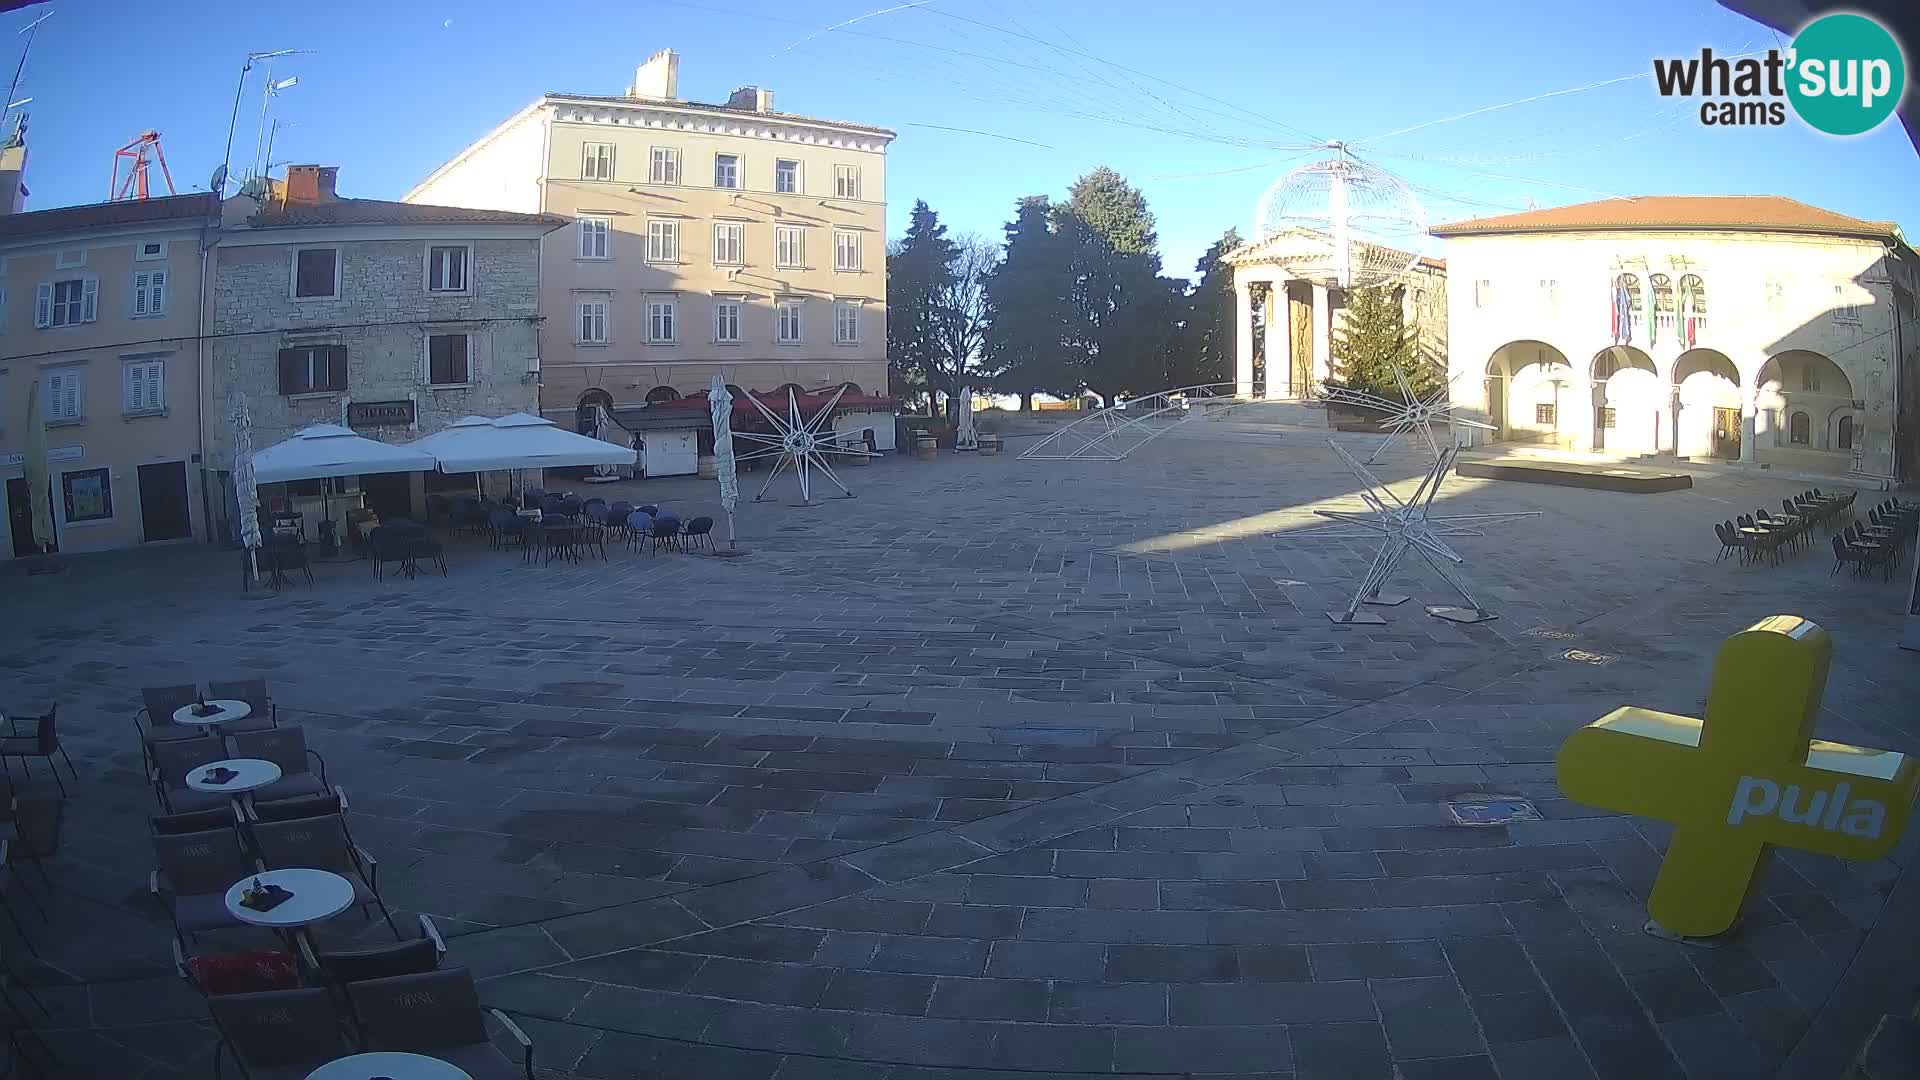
[124,359,165,414]
[136,241,166,261]
[1801,364,1822,392]
[647,219,679,264]
[577,217,611,259]
[648,146,680,184]
[581,142,615,180]
[714,153,739,189]
[293,248,338,299]
[774,226,804,269]
[1598,406,1616,430]
[1838,415,1855,451]
[775,159,800,194]
[1538,279,1557,308]
[776,300,802,344]
[834,229,862,272]
[834,301,859,344]
[833,164,861,199]
[647,299,677,343]
[712,222,745,266]
[36,277,96,328]
[45,369,82,421]
[61,468,112,523]
[131,269,167,317]
[1833,284,1860,324]
[277,344,347,395]
[427,245,469,293]
[713,299,742,343]
[1535,403,1556,425]
[645,386,680,404]
[1474,279,1493,309]
[577,296,609,344]
[1789,411,1811,444]
[428,334,470,385]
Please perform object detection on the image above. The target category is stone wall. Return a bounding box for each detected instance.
[206,236,542,469]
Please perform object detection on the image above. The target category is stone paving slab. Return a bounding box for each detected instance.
[2,424,1916,1078]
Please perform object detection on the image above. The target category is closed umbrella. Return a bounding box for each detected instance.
[708,375,739,551]
[22,379,54,557]
[233,393,261,583]
[956,384,978,451]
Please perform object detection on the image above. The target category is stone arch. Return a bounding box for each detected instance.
[1487,340,1572,445]
[1672,348,1741,459]
[1788,410,1812,445]
[1758,350,1853,454]
[576,388,614,434]
[644,385,680,404]
[1836,412,1856,451]
[1590,346,1660,453]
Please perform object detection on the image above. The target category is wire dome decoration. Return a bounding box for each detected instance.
[1253,144,1428,289]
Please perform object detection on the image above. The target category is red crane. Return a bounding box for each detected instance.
[109,131,177,201]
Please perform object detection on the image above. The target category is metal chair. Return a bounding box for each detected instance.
[625,512,654,551]
[299,914,445,989]
[150,828,255,947]
[685,516,715,551]
[248,815,399,939]
[227,726,331,804]
[650,517,681,554]
[205,680,278,734]
[136,686,209,764]
[0,709,75,796]
[150,738,232,813]
[345,966,535,1080]
[206,986,352,1080]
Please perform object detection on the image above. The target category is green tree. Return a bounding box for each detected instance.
[1067,165,1159,268]
[983,196,1075,409]
[1328,284,1441,402]
[886,200,959,415]
[1170,227,1243,391]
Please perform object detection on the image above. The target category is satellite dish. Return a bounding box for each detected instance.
[210,164,229,193]
[1254,144,1426,289]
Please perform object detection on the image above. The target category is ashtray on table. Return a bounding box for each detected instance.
[238,881,294,912]
[203,767,239,785]
[191,704,222,718]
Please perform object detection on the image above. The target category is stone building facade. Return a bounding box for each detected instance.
[204,166,564,525]
[403,50,894,423]
[1434,196,1918,482]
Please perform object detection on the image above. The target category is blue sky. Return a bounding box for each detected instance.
[9,0,1919,278]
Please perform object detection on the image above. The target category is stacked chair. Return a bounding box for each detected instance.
[1831,496,1919,581]
[1714,488,1855,567]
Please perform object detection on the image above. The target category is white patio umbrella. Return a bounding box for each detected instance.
[233,394,262,583]
[22,380,54,558]
[252,423,438,483]
[955,384,978,451]
[408,413,635,474]
[708,375,739,551]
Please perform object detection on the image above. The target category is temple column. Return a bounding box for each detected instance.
[1234,280,1254,398]
[1264,282,1292,398]
[1310,282,1332,386]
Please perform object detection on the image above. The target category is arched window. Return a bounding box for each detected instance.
[644,386,680,404]
[578,388,613,410]
[1789,411,1811,445]
[724,384,746,400]
[1611,273,1642,345]
[1676,274,1707,346]
[1649,273,1675,336]
[576,389,614,434]
[771,383,806,401]
[1837,415,1854,451]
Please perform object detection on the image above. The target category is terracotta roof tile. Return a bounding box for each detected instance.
[1431,196,1899,241]
[248,198,568,230]
[0,193,215,241]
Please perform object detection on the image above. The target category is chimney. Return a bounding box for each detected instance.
[725,86,775,113]
[283,165,338,206]
[629,49,679,100]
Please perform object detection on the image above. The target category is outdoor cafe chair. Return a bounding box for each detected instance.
[1713,521,1740,562]
[345,966,536,1080]
[150,738,234,813]
[0,708,75,797]
[649,518,682,554]
[405,529,448,577]
[625,512,654,552]
[299,914,445,992]
[2,794,59,891]
[206,985,352,1080]
[150,828,254,947]
[228,726,331,803]
[489,509,529,550]
[249,815,399,939]
[206,680,279,734]
[367,527,412,580]
[576,523,609,561]
[152,808,240,837]
[1832,533,1874,579]
[638,504,659,516]
[685,516,715,551]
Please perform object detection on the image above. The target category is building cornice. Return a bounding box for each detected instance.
[548,96,893,154]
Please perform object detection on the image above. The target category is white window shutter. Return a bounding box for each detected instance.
[34,283,51,328]
[151,270,166,313]
[81,278,98,322]
[133,274,148,316]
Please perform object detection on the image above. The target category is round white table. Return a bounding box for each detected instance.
[172,699,252,728]
[225,868,355,930]
[305,1052,473,1080]
[187,758,281,816]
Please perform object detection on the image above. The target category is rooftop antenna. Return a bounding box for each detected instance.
[109,131,176,201]
[250,70,298,179]
[219,49,309,193]
[2,11,52,133]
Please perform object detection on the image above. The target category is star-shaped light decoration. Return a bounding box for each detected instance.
[1321,357,1495,463]
[1307,441,1538,624]
[733,384,878,506]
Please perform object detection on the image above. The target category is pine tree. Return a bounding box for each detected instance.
[1067,166,1159,269]
[886,201,960,414]
[1329,285,1441,402]
[1170,227,1243,391]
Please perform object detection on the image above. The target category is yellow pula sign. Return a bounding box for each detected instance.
[1556,615,1919,939]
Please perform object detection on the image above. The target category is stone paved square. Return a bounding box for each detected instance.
[5,417,1916,1079]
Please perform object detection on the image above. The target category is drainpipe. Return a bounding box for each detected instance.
[195,198,215,544]
[1891,245,1907,483]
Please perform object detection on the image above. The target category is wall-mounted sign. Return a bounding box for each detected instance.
[2,446,84,467]
[347,401,415,428]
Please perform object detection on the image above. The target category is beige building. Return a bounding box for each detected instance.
[1433,196,1919,483]
[405,50,895,426]
[0,193,216,559]
[205,166,563,533]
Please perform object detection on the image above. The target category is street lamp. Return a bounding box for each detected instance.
[218,49,308,194]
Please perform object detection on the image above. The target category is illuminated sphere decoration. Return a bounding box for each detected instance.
[1253,145,1427,289]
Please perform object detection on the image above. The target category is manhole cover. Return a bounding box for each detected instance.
[1446,795,1542,827]
[1562,649,1617,667]
[1521,626,1580,641]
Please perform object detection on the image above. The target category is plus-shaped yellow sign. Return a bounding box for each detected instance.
[1556,616,1919,939]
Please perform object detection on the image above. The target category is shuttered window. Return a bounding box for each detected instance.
[124,360,166,413]
[277,345,348,395]
[428,334,470,385]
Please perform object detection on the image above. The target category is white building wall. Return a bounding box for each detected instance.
[406,107,548,215]
[1444,228,1897,478]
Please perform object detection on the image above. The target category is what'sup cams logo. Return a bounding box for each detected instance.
[1654,12,1906,136]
